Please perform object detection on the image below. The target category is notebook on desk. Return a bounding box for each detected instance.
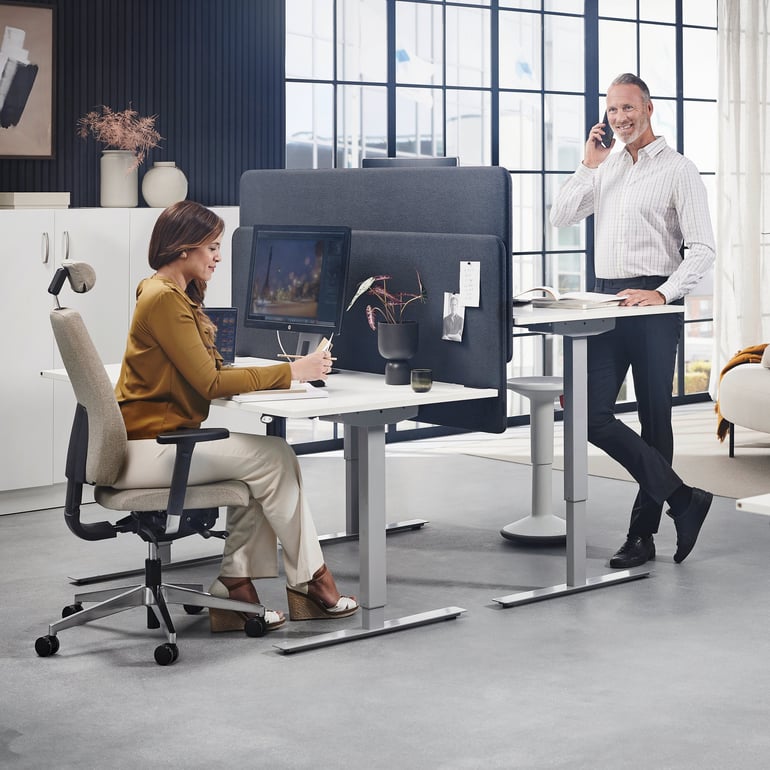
[230,382,329,402]
[204,307,238,365]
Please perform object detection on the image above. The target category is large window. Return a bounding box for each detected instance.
[286,0,718,427]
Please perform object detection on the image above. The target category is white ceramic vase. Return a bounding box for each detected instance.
[141,161,188,208]
[100,150,139,208]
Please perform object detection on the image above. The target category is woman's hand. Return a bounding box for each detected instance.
[289,348,333,383]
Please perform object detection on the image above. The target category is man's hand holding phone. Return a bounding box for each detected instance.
[583,111,614,168]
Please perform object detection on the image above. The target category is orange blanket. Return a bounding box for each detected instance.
[714,343,768,441]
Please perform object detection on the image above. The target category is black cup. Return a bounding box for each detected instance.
[411,368,433,393]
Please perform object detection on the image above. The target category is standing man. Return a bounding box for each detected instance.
[550,73,715,568]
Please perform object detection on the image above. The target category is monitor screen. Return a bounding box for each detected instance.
[361,156,459,168]
[203,307,238,365]
[244,224,351,338]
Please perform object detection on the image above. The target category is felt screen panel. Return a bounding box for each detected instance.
[238,166,512,359]
[232,227,508,433]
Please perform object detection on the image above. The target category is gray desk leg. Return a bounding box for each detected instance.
[355,423,387,628]
[494,323,649,608]
[274,408,465,653]
[315,422,427,545]
[564,336,588,586]
[344,423,360,535]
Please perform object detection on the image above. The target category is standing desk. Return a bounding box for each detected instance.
[493,303,684,607]
[43,362,497,653]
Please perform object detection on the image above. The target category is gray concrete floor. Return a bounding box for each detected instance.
[2,452,769,769]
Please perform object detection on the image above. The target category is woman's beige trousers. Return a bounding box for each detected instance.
[113,432,324,586]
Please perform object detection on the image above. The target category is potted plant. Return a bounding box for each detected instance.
[77,105,162,168]
[346,271,427,384]
[77,105,162,207]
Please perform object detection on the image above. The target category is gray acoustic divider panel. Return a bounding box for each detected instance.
[238,166,513,360]
[232,227,509,434]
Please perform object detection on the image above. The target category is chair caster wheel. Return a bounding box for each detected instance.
[62,603,83,618]
[35,635,60,657]
[154,643,179,665]
[183,604,204,615]
[244,616,267,638]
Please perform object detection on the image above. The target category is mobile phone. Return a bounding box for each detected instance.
[600,111,614,148]
[316,335,333,352]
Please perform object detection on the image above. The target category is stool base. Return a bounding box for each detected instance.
[500,513,566,544]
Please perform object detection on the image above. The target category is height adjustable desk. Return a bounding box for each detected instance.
[493,303,684,607]
[217,365,497,653]
[43,362,497,653]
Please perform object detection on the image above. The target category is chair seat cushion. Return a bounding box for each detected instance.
[95,479,251,511]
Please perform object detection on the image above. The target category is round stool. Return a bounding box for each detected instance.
[501,376,566,543]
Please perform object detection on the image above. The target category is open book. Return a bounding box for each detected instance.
[514,286,627,310]
[230,382,328,403]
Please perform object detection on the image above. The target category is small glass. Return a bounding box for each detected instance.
[411,368,433,393]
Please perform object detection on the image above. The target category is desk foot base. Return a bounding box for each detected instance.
[492,568,649,608]
[272,606,466,654]
[319,518,428,545]
[69,519,429,586]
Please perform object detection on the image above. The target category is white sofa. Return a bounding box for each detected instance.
[717,345,770,456]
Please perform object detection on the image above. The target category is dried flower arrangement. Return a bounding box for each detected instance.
[346,271,427,330]
[77,105,162,169]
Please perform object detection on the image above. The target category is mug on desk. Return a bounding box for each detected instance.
[410,369,433,393]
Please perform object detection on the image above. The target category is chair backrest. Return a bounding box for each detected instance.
[50,307,127,486]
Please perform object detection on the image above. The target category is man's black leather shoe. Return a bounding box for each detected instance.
[667,487,713,563]
[609,535,655,569]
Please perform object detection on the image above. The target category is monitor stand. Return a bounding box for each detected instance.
[293,332,338,373]
[293,332,324,357]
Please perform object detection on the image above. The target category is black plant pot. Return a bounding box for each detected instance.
[377,321,419,385]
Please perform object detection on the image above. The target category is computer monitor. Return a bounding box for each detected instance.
[361,156,459,168]
[244,224,351,356]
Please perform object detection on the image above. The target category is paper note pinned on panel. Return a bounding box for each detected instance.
[459,261,480,307]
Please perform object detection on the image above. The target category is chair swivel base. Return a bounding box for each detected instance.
[500,512,566,544]
[35,546,269,666]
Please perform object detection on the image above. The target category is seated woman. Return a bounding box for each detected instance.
[113,200,358,632]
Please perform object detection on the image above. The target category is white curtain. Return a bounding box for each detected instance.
[711,0,770,395]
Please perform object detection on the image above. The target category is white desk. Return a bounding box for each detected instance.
[493,303,684,607]
[43,362,498,653]
[736,494,770,517]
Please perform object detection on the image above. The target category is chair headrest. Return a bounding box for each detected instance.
[48,262,96,297]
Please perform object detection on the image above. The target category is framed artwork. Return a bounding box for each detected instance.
[0,2,54,158]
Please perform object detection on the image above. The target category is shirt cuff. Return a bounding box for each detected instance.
[576,162,597,179]
[655,282,675,303]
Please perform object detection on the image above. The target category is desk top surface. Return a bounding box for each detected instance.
[513,303,684,327]
[42,359,498,420]
[736,493,770,516]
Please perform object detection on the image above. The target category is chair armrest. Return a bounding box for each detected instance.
[156,427,230,444]
[156,427,231,535]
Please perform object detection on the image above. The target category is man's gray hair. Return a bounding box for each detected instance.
[610,73,651,102]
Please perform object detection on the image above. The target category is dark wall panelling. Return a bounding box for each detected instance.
[0,0,285,207]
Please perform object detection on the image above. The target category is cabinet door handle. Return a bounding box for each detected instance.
[41,232,50,264]
[62,230,70,261]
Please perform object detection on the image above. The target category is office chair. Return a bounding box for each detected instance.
[35,262,268,666]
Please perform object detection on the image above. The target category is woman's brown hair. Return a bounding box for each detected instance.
[149,200,224,304]
[148,200,225,339]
